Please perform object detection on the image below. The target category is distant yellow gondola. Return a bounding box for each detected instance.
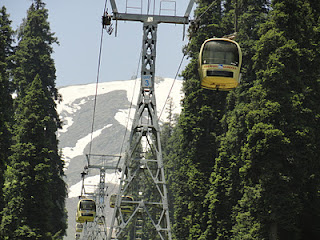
[110,194,134,213]
[76,198,96,223]
[75,223,83,232]
[198,38,242,91]
[97,215,105,225]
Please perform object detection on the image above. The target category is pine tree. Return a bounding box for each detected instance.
[168,0,237,238]
[162,0,320,239]
[1,0,66,238]
[228,0,320,239]
[0,5,14,225]
[202,1,271,239]
[163,122,190,240]
[1,75,57,239]
[13,0,59,101]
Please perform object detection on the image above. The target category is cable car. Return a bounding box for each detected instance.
[97,215,105,225]
[198,38,242,91]
[110,194,134,213]
[76,198,96,223]
[75,223,83,232]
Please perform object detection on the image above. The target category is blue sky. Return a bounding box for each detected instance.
[2,0,195,87]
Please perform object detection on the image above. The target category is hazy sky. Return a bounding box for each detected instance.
[2,0,195,87]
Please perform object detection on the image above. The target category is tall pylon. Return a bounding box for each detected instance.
[106,1,195,239]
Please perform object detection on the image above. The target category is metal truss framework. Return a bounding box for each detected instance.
[79,154,120,240]
[107,1,195,239]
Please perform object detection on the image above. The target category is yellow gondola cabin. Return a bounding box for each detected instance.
[75,223,83,232]
[198,38,242,91]
[109,194,134,213]
[76,198,96,223]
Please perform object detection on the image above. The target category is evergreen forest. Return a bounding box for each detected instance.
[0,0,67,239]
[162,0,320,240]
[1,0,320,240]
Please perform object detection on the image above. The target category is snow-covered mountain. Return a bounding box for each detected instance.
[57,77,183,239]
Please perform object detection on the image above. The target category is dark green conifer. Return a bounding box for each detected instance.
[13,0,59,101]
[1,0,66,238]
[203,1,270,239]
[1,75,56,239]
[0,5,14,225]
[228,0,320,239]
[168,0,234,238]
[160,0,320,239]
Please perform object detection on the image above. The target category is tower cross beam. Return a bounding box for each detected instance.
[112,12,189,24]
[109,0,195,20]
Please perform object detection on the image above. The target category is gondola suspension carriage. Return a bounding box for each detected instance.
[198,37,242,91]
[75,170,97,223]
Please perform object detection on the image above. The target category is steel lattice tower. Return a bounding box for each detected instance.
[106,1,195,239]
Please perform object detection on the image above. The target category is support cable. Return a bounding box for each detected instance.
[116,49,142,169]
[147,0,151,15]
[85,0,215,166]
[196,0,218,22]
[88,0,108,158]
[158,53,186,121]
[158,0,218,121]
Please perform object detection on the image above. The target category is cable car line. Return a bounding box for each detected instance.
[115,49,142,170]
[187,0,218,36]
[158,52,186,121]
[156,1,219,121]
[75,0,242,238]
[80,170,88,197]
[89,0,235,165]
[159,0,243,118]
[87,0,108,161]
[196,0,218,23]
[76,2,108,237]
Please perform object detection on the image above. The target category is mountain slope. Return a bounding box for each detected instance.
[57,77,183,239]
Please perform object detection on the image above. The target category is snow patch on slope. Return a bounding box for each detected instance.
[57,78,183,133]
[62,124,112,169]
